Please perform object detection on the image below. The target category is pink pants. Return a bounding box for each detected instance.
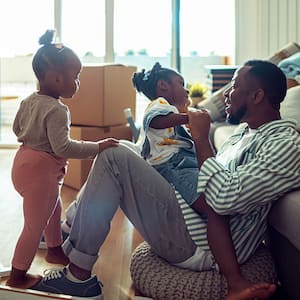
[11,146,67,271]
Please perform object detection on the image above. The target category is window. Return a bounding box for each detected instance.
[0,1,54,57]
[0,0,235,145]
[180,0,235,85]
[114,0,173,124]
[0,0,54,144]
[114,0,172,70]
[61,0,105,61]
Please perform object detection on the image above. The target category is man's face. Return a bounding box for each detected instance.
[223,66,254,125]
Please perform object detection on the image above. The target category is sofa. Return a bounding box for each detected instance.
[198,42,300,300]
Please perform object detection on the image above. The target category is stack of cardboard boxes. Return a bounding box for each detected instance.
[62,64,137,189]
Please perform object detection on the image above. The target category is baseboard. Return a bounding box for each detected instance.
[0,285,73,299]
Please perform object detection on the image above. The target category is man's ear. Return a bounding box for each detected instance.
[253,88,264,104]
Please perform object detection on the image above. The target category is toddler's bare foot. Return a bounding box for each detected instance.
[46,246,69,265]
[6,268,42,289]
[227,282,277,300]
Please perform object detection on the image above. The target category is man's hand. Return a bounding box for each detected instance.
[98,138,119,152]
[188,110,211,141]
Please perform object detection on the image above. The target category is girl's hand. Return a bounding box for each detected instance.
[187,109,211,142]
[98,138,119,152]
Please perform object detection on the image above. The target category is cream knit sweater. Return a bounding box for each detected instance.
[13,93,99,159]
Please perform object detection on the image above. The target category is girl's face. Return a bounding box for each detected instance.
[59,55,82,99]
[164,74,189,110]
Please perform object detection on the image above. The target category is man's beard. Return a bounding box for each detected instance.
[226,103,247,125]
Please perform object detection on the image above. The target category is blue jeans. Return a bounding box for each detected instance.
[154,149,200,205]
[62,145,200,270]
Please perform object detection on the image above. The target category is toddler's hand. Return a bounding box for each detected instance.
[98,138,119,152]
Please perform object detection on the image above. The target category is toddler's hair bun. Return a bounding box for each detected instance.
[38,29,56,46]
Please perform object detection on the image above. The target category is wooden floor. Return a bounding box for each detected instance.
[0,148,144,300]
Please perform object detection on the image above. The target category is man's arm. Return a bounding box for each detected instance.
[188,111,300,215]
[186,110,216,212]
[197,138,300,215]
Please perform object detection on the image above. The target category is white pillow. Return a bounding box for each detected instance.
[280,85,300,131]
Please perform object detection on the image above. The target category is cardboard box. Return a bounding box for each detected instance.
[62,64,137,127]
[64,124,133,189]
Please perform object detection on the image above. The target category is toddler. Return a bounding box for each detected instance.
[6,30,118,289]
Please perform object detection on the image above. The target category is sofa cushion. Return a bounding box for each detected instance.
[280,85,300,132]
[268,42,300,65]
[269,190,300,251]
[197,86,227,122]
[278,52,300,79]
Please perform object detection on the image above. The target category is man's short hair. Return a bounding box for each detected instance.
[244,60,287,109]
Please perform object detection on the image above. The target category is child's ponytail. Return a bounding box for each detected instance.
[38,29,56,46]
[132,62,178,100]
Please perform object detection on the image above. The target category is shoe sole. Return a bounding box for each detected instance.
[72,295,103,300]
[0,286,103,300]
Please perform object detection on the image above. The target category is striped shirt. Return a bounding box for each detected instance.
[175,119,300,263]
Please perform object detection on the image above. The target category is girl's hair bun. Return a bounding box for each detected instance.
[38,29,56,46]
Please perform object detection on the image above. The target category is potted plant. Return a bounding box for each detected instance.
[187,82,208,107]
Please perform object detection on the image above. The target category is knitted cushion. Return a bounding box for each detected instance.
[130,242,277,300]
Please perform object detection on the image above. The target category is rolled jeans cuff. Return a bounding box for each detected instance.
[63,239,98,271]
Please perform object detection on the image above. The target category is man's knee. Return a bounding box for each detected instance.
[92,144,134,169]
[98,143,132,159]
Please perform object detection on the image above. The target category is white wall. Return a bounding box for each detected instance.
[235,0,300,64]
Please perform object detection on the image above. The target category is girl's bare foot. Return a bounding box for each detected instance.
[227,283,277,300]
[6,267,42,289]
[46,245,69,265]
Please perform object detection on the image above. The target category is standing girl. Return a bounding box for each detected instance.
[6,30,118,289]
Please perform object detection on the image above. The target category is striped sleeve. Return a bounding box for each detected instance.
[197,138,300,215]
[175,190,210,250]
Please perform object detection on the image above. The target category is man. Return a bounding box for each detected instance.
[33,60,300,300]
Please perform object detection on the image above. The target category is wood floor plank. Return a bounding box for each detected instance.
[0,149,143,300]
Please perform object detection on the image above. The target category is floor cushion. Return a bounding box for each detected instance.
[130,242,277,300]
